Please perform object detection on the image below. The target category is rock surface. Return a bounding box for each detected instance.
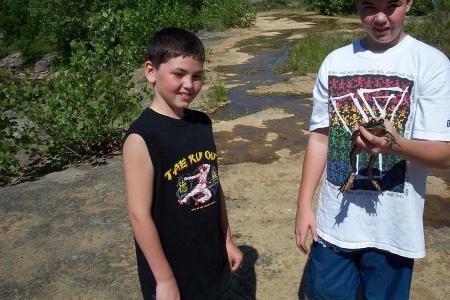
[0,52,23,70]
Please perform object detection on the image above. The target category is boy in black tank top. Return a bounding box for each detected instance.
[122,28,243,300]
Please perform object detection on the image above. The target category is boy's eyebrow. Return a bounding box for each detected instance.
[173,67,203,74]
[360,0,401,4]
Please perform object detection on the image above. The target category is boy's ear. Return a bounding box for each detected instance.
[144,60,156,84]
[405,0,413,13]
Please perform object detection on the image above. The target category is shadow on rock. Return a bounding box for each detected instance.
[230,245,258,300]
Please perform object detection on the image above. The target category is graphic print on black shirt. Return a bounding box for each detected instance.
[327,74,414,193]
[176,162,219,208]
[163,150,220,210]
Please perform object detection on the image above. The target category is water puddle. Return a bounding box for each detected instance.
[212,44,305,120]
[209,14,361,121]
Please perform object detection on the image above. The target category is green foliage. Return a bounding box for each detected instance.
[0,42,143,181]
[254,0,306,11]
[207,83,229,109]
[0,0,43,62]
[433,0,450,17]
[307,0,435,16]
[405,2,450,55]
[118,0,200,67]
[21,43,142,169]
[0,69,21,179]
[0,1,31,42]
[276,32,360,75]
[306,0,355,15]
[200,0,256,31]
[0,69,37,182]
[0,39,7,58]
[1,0,257,63]
[409,0,434,16]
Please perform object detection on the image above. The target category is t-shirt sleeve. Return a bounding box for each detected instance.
[309,57,330,131]
[412,51,450,141]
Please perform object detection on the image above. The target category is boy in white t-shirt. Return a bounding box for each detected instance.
[294,0,450,299]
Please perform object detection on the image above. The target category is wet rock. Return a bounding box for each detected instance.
[0,52,23,70]
[33,54,54,73]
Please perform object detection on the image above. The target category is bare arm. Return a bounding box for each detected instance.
[295,127,329,254]
[219,186,243,272]
[123,134,180,300]
[356,120,450,169]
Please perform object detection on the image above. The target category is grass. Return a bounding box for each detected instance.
[405,13,450,56]
[253,0,307,11]
[207,83,229,109]
[275,31,362,75]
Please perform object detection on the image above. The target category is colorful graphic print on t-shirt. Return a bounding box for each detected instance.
[327,74,414,193]
[164,150,220,210]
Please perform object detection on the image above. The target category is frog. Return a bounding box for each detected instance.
[338,118,399,195]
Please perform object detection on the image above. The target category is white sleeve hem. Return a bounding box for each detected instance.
[310,122,329,132]
[412,131,450,142]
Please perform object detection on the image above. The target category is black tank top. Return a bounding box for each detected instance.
[125,108,230,300]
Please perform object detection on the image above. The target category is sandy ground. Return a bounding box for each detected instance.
[1,11,449,300]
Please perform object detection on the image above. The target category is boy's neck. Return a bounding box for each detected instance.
[362,31,408,52]
[150,100,184,119]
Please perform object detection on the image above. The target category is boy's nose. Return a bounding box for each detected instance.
[182,77,194,89]
[374,12,387,24]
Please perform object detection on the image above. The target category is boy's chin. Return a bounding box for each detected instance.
[365,37,397,50]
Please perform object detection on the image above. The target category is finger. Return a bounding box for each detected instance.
[299,240,309,254]
[231,257,243,272]
[359,126,384,146]
[296,231,309,254]
[357,128,384,149]
[311,225,318,242]
[358,126,374,142]
[354,134,371,150]
[231,256,243,272]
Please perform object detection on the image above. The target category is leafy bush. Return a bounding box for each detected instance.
[254,0,305,11]
[405,3,450,55]
[276,32,360,75]
[409,0,434,16]
[2,0,256,64]
[306,0,355,15]
[307,0,435,16]
[0,42,143,182]
[21,42,142,168]
[0,39,7,58]
[0,70,22,179]
[200,0,256,31]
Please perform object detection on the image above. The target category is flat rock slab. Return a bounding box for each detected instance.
[0,159,140,299]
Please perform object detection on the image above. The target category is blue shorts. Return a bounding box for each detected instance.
[306,241,414,300]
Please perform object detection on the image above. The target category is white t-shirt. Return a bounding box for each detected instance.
[310,35,450,258]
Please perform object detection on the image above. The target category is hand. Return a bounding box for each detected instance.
[226,241,243,272]
[156,277,180,300]
[355,118,401,155]
[295,204,318,254]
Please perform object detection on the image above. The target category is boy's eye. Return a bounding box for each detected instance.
[363,4,376,10]
[388,0,402,7]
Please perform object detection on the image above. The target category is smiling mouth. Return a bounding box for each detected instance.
[179,92,192,100]
[374,27,390,34]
